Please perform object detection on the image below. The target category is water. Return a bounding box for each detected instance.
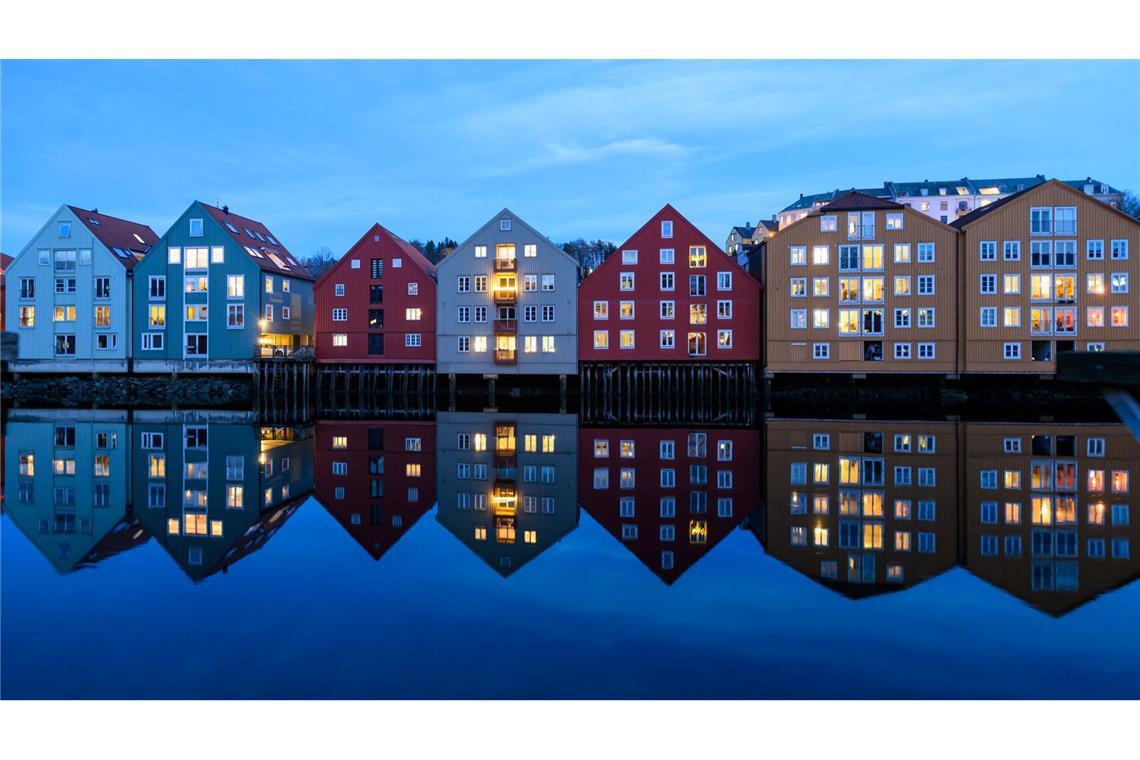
[2,407,1138,698]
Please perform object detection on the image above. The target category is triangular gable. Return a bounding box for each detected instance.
[438,207,578,272]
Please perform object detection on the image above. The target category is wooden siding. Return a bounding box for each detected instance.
[314,224,436,364]
[435,210,578,376]
[578,205,761,363]
[957,180,1140,374]
[764,206,959,373]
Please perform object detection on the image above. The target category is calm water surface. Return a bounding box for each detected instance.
[2,408,1137,698]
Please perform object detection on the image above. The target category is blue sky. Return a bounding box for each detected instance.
[2,60,1138,257]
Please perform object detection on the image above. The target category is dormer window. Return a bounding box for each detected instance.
[500,219,511,231]
[189,218,204,237]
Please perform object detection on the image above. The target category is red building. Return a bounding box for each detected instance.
[578,426,761,584]
[314,224,437,364]
[313,420,436,560]
[0,252,12,332]
[577,205,762,362]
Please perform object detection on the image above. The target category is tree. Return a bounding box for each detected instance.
[562,238,617,279]
[300,246,338,280]
[1121,190,1140,220]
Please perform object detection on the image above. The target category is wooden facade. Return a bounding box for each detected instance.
[954,179,1140,374]
[763,192,959,374]
[578,204,761,363]
[314,223,436,365]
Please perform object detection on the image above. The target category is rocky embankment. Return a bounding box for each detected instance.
[1,375,254,408]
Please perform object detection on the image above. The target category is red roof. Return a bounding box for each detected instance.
[818,191,903,212]
[0,252,13,272]
[200,202,315,281]
[66,206,159,270]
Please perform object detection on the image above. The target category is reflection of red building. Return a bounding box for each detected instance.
[313,420,436,560]
[314,224,436,364]
[579,427,760,583]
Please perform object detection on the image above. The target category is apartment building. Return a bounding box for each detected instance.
[3,410,147,573]
[578,205,761,363]
[436,209,577,377]
[131,202,315,373]
[4,205,157,373]
[130,415,313,581]
[314,224,436,365]
[579,426,760,584]
[953,179,1140,373]
[312,420,435,560]
[435,412,579,576]
[725,217,778,255]
[962,422,1138,616]
[761,419,959,593]
[763,191,958,373]
[778,176,1124,229]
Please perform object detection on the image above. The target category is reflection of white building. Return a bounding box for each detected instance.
[4,410,147,573]
[435,412,578,576]
[778,176,1124,228]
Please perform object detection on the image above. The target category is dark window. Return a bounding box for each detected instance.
[863,432,883,454]
[370,504,383,525]
[1031,340,1052,362]
[1056,340,1075,355]
[369,285,383,304]
[368,333,384,355]
[55,334,76,355]
[371,258,383,279]
[55,426,76,447]
[368,428,384,451]
[369,455,384,474]
[369,310,384,329]
[863,341,882,361]
[1032,435,1052,456]
[1056,436,1076,457]
[370,479,383,498]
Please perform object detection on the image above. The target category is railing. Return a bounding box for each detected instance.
[493,288,517,304]
[494,318,517,334]
[494,257,516,272]
[257,345,315,360]
[494,348,517,365]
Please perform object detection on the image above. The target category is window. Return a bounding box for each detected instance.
[619,330,635,349]
[1003,342,1021,360]
[979,307,997,328]
[689,246,707,268]
[1030,206,1052,234]
[188,218,204,237]
[789,246,807,266]
[917,243,935,263]
[661,220,673,238]
[1111,306,1129,327]
[839,245,859,270]
[1003,241,1021,261]
[1111,272,1129,294]
[811,245,829,266]
[1054,206,1076,235]
[689,275,706,297]
[659,248,675,264]
[790,309,807,329]
[980,273,997,294]
[861,244,884,270]
[717,271,732,291]
[813,277,829,297]
[499,219,511,231]
[620,272,635,291]
[917,308,935,328]
[893,243,911,264]
[659,330,675,349]
[820,215,837,232]
[812,343,829,359]
[593,330,609,349]
[1111,240,1129,260]
[885,212,904,230]
[790,277,806,298]
[979,241,997,261]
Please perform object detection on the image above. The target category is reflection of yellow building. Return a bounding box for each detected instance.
[4,411,149,574]
[962,422,1139,616]
[436,412,578,576]
[761,419,959,595]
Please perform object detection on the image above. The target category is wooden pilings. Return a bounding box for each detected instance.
[315,363,436,418]
[579,362,758,426]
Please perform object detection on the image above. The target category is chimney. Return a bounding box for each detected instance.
[222,205,230,214]
[91,208,98,214]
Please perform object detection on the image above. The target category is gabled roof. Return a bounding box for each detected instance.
[377,223,437,276]
[820,190,903,212]
[782,187,890,213]
[439,207,576,271]
[732,224,756,238]
[200,202,314,281]
[66,205,158,269]
[0,252,13,272]
[950,178,1139,230]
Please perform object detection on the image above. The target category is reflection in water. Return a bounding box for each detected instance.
[2,409,1137,615]
[435,412,579,576]
[3,411,150,573]
[579,427,761,584]
[312,420,435,560]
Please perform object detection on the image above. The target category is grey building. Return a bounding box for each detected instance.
[435,209,578,376]
[4,205,158,373]
[435,412,579,577]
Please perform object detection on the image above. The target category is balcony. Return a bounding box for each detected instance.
[494,318,517,334]
[493,287,517,305]
[256,345,315,360]
[494,257,516,272]
[494,348,517,365]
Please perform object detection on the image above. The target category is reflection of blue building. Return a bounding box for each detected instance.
[435,412,579,576]
[129,412,314,581]
[3,410,149,573]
